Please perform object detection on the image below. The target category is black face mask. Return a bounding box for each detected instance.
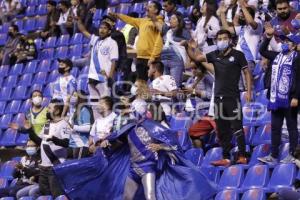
[8,32,14,37]
[46,112,53,120]
[58,67,69,74]
[239,18,246,26]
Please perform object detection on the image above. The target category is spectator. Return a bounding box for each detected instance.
[0,140,40,199]
[186,30,252,166]
[258,24,300,164]
[39,0,60,39]
[52,59,77,117]
[161,0,179,26]
[82,0,96,32]
[193,0,220,53]
[89,96,117,154]
[68,91,94,159]
[10,35,37,64]
[189,5,201,27]
[57,1,73,35]
[1,24,21,65]
[9,90,48,145]
[220,0,263,72]
[221,0,239,25]
[121,12,139,46]
[110,1,164,81]
[0,0,23,24]
[77,19,118,103]
[160,11,191,87]
[70,0,86,34]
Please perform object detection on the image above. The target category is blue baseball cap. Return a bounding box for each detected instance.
[279,33,300,45]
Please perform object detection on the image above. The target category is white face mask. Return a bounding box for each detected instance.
[26,147,37,156]
[32,96,42,106]
[224,0,231,6]
[130,85,138,96]
[217,40,229,51]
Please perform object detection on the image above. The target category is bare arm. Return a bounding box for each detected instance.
[219,4,235,34]
[201,62,214,74]
[239,0,257,30]
[109,60,116,79]
[77,19,91,39]
[243,67,252,102]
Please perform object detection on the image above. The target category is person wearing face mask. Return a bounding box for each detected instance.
[9,90,48,145]
[68,91,94,159]
[258,24,300,164]
[51,59,77,117]
[88,96,117,154]
[0,141,40,199]
[186,29,252,166]
[1,24,21,65]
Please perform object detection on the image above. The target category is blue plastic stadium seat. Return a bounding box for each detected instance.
[241,165,269,191]
[18,74,33,86]
[92,9,102,21]
[0,128,18,146]
[0,77,3,87]
[201,147,223,167]
[34,38,43,50]
[116,20,126,30]
[267,163,296,192]
[70,67,79,78]
[47,71,59,83]
[55,47,69,59]
[55,195,68,200]
[252,124,271,145]
[184,148,203,167]
[0,161,17,180]
[44,36,57,48]
[243,126,255,145]
[80,65,89,75]
[40,48,54,59]
[109,0,120,6]
[24,18,36,32]
[27,0,38,6]
[0,101,6,115]
[56,34,70,47]
[0,23,9,34]
[0,34,7,46]
[51,60,59,70]
[5,100,22,114]
[16,133,29,146]
[12,113,25,126]
[241,189,266,200]
[215,190,238,200]
[0,65,9,77]
[36,15,47,30]
[3,75,18,88]
[37,59,51,72]
[37,4,47,15]
[0,87,12,101]
[279,143,290,161]
[12,86,28,100]
[36,196,53,200]
[42,97,50,107]
[20,99,31,113]
[0,178,8,188]
[0,114,12,129]
[32,72,48,84]
[43,84,53,98]
[131,3,144,14]
[30,84,43,93]
[200,166,220,183]
[19,197,35,200]
[0,197,15,200]
[118,3,130,14]
[23,60,38,74]
[69,44,83,58]
[249,144,271,166]
[14,19,24,31]
[77,78,88,93]
[39,0,48,4]
[25,6,36,17]
[218,165,244,190]
[9,63,23,75]
[70,33,83,45]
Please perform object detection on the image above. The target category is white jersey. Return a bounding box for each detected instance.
[40,120,71,167]
[88,35,119,81]
[52,75,77,103]
[90,112,117,143]
[151,75,177,116]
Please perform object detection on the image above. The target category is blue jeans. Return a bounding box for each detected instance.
[16,184,39,199]
[162,59,184,87]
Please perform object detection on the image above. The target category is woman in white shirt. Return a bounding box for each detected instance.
[193,0,220,53]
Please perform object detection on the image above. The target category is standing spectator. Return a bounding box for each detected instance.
[220,0,263,72]
[57,1,72,35]
[1,24,20,65]
[186,30,252,166]
[9,90,48,145]
[52,59,77,117]
[68,91,94,159]
[160,12,191,87]
[258,25,300,164]
[193,0,220,53]
[161,0,179,26]
[70,0,86,34]
[10,35,37,64]
[110,1,164,81]
[82,0,96,32]
[77,19,118,103]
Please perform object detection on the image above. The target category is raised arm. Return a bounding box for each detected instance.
[77,18,91,39]
[259,23,279,60]
[219,3,235,34]
[185,40,207,63]
[110,12,141,28]
[239,0,257,30]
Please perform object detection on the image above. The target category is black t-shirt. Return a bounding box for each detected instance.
[206,49,248,98]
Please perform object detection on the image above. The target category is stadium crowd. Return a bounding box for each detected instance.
[0,0,300,199]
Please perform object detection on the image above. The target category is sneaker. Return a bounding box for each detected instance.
[236,156,247,164]
[211,159,231,167]
[257,154,278,164]
[280,154,295,164]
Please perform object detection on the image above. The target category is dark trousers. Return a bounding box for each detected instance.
[136,58,149,81]
[271,107,299,158]
[39,167,64,198]
[214,97,246,159]
[68,147,90,159]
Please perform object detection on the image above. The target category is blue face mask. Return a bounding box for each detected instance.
[281,43,290,54]
[217,40,229,51]
[26,147,37,156]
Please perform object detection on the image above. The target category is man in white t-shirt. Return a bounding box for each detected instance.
[77,19,119,101]
[148,61,178,121]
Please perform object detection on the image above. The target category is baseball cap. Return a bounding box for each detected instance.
[279,33,300,45]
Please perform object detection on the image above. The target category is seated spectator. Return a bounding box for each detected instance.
[0,0,23,24]
[10,35,37,64]
[161,0,179,26]
[89,96,117,154]
[68,91,94,159]
[52,59,77,117]
[40,1,60,39]
[0,140,40,199]
[57,1,73,35]
[1,24,21,65]
[9,90,48,145]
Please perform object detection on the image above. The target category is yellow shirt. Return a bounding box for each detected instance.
[27,107,48,135]
[118,14,163,60]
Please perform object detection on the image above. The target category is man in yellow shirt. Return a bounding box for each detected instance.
[110,1,164,81]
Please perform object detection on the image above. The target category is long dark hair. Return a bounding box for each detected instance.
[203,0,217,27]
[172,11,185,38]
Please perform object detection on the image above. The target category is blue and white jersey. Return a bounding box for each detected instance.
[52,75,77,103]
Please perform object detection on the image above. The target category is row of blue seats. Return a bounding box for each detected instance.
[0,195,68,200]
[216,188,266,200]
[39,45,89,60]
